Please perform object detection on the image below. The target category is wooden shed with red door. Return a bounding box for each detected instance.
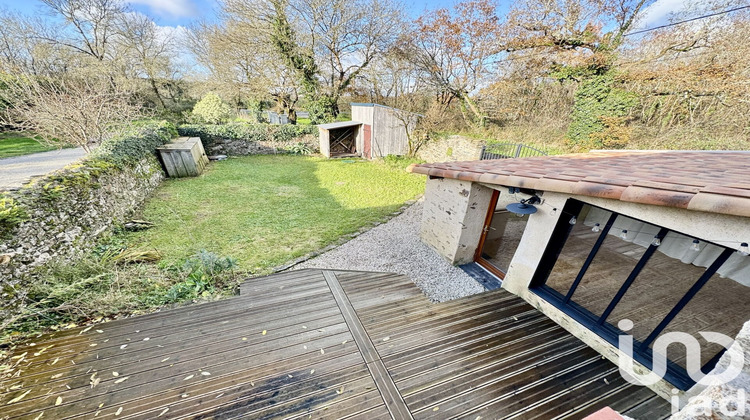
[317,103,413,159]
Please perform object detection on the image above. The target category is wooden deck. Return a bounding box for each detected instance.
[0,269,671,419]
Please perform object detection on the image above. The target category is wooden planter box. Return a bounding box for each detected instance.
[157,137,210,178]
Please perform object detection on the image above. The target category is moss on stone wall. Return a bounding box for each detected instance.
[0,121,174,329]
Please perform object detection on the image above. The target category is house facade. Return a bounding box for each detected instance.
[408,151,750,409]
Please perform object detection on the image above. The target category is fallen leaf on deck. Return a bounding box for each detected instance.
[158,407,169,417]
[336,386,344,395]
[303,345,307,350]
[50,358,59,366]
[320,349,325,355]
[183,374,194,381]
[143,337,150,341]
[96,330,103,334]
[89,344,97,347]
[242,337,247,341]
[94,410,101,417]
[99,403,104,408]
[432,406,439,412]
[7,389,31,404]
[33,412,44,420]
[288,374,293,378]
[120,345,127,350]
[261,330,267,335]
[215,393,224,399]
[161,357,170,362]
[55,396,62,406]
[112,372,119,377]
[115,407,123,416]
[51,373,63,379]
[382,337,390,342]
[181,394,189,398]
[114,377,129,384]
[81,327,92,334]
[310,369,315,374]
[342,340,347,345]
[302,326,307,329]
[201,371,210,376]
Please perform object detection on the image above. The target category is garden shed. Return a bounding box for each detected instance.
[318,103,413,159]
[408,150,750,412]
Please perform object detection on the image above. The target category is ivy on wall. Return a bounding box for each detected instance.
[565,70,638,149]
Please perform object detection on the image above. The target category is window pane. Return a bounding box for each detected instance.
[651,257,750,373]
[604,230,705,342]
[543,205,614,299]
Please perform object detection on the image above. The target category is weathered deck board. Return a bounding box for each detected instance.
[1,268,670,419]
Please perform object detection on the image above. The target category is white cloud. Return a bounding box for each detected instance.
[637,0,691,28]
[126,0,198,18]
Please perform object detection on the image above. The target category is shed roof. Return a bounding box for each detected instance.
[317,121,363,130]
[408,151,750,218]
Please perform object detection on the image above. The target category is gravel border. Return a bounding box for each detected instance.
[293,200,485,302]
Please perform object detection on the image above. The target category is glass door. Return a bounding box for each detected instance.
[475,190,530,279]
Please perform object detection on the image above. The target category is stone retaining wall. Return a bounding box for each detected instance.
[0,123,173,327]
[417,135,484,163]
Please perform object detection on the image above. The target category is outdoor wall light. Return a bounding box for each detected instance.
[691,239,701,252]
[651,236,661,247]
[619,229,628,240]
[739,242,749,256]
[569,216,577,225]
[506,196,541,215]
[592,223,601,232]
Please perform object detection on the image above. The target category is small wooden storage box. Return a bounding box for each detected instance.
[157,137,210,177]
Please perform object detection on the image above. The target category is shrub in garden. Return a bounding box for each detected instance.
[191,93,233,124]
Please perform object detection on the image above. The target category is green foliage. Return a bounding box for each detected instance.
[191,93,233,124]
[0,196,28,238]
[567,71,637,148]
[165,250,237,302]
[177,122,317,150]
[288,142,313,155]
[91,120,176,165]
[308,96,338,124]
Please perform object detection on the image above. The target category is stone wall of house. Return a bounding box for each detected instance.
[420,177,493,264]
[417,135,484,163]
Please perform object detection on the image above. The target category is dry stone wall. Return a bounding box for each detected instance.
[0,122,173,327]
[417,135,484,163]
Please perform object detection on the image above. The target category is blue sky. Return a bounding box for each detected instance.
[1,0,679,30]
[1,0,459,27]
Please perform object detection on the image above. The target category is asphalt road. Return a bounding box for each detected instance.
[0,148,86,190]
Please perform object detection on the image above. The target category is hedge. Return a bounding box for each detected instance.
[177,123,317,150]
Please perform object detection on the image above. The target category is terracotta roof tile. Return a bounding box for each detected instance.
[408,151,750,218]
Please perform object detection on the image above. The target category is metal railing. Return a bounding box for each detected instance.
[480,143,547,160]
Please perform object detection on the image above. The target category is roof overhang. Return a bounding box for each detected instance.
[317,121,363,130]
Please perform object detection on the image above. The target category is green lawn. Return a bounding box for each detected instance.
[127,155,425,273]
[0,132,56,158]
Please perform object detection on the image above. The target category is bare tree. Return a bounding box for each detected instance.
[399,0,504,127]
[0,74,142,152]
[219,0,403,121]
[115,12,181,110]
[37,0,125,62]
[189,17,302,121]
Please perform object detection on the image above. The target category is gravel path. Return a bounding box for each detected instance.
[0,147,86,190]
[295,200,485,302]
